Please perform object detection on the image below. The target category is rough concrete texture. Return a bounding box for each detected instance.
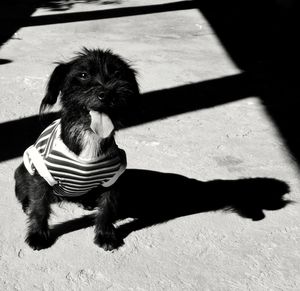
[0,1,300,290]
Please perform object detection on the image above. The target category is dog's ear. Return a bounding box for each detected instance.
[39,63,69,114]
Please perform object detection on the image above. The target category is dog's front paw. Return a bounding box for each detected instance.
[25,230,55,251]
[94,228,123,251]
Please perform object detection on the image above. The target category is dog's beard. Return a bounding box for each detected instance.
[60,107,116,158]
[78,111,115,160]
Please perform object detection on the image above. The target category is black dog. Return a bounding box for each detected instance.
[14,48,139,251]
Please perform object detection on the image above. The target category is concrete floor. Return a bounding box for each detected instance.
[0,1,299,290]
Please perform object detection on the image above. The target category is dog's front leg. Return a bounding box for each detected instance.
[94,188,123,251]
[25,192,53,250]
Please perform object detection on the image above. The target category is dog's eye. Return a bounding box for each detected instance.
[114,70,121,77]
[78,72,89,80]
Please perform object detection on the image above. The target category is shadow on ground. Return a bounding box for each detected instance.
[0,59,12,65]
[48,169,291,247]
[1,1,300,170]
[0,112,59,161]
[0,72,254,162]
[2,1,297,252]
[0,0,195,47]
[40,0,112,12]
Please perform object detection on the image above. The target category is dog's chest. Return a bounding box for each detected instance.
[49,153,124,197]
[79,131,103,160]
[47,134,124,196]
[26,119,127,197]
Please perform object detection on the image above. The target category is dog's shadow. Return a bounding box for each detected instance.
[49,169,291,247]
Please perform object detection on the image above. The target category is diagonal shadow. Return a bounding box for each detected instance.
[191,1,300,168]
[25,1,198,27]
[0,112,59,162]
[0,0,37,47]
[40,0,102,12]
[49,169,291,245]
[0,59,12,65]
[1,0,297,251]
[1,1,300,170]
[138,72,255,125]
[0,1,196,47]
[0,73,255,162]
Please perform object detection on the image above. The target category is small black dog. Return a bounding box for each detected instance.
[14,48,139,251]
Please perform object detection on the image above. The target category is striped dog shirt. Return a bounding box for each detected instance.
[23,119,126,197]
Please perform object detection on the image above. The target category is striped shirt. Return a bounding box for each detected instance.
[23,119,126,197]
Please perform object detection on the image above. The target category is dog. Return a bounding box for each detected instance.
[14,48,139,251]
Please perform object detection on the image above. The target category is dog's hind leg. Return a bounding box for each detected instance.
[94,188,123,251]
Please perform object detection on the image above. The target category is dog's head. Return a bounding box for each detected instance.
[40,48,140,129]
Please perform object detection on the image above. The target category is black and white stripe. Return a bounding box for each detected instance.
[31,119,126,197]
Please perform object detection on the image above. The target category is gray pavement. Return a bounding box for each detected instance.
[0,1,299,290]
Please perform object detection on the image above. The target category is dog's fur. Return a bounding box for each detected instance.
[14,48,139,251]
